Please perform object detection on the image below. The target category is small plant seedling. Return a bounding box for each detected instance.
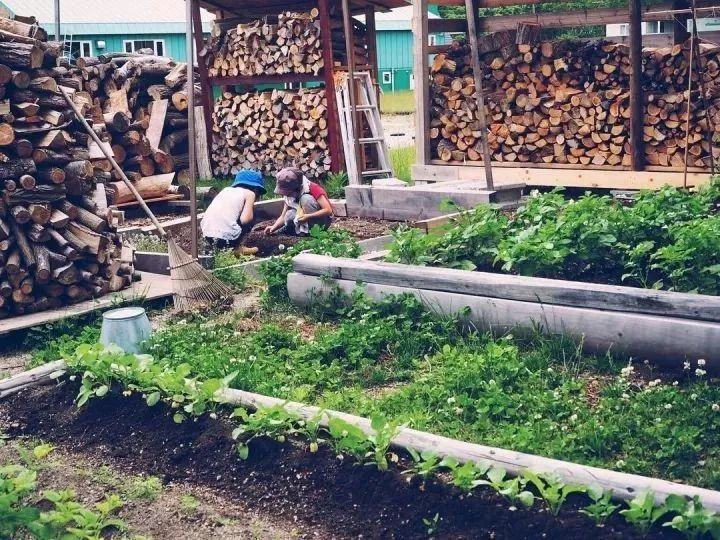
[619,490,672,535]
[40,491,126,538]
[476,466,534,508]
[327,417,372,462]
[441,457,490,493]
[180,494,201,515]
[522,470,586,516]
[579,484,620,526]
[125,476,163,501]
[297,412,326,453]
[406,450,445,479]
[367,415,402,471]
[662,495,720,540]
[32,443,56,461]
[423,513,441,537]
[232,404,301,459]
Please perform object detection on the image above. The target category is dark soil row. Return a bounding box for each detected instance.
[0,384,676,539]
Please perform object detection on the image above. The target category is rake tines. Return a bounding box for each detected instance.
[167,238,234,312]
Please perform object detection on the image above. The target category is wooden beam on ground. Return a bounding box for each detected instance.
[412,163,713,189]
[629,0,645,171]
[413,0,431,169]
[293,254,720,323]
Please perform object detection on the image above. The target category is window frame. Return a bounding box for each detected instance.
[382,71,393,85]
[122,39,166,56]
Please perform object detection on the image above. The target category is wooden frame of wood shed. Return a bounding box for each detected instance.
[412,0,717,189]
[190,0,411,175]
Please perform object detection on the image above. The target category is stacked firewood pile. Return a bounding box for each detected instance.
[430,30,719,168]
[207,9,323,77]
[211,88,331,179]
[0,14,148,317]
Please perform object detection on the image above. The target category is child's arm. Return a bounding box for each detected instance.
[297,195,333,222]
[264,204,289,235]
[239,191,257,225]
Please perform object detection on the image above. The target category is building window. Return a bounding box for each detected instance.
[619,24,629,36]
[67,40,92,59]
[429,34,437,46]
[645,21,670,34]
[123,39,165,56]
[382,71,392,84]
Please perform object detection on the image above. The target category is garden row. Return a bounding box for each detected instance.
[387,182,720,295]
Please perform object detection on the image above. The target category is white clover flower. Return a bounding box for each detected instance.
[673,381,679,386]
[296,319,304,326]
[622,393,630,399]
[648,379,662,388]
[698,359,706,367]
[546,367,554,373]
[664,403,672,410]
[696,368,707,377]
[249,355,257,362]
[278,244,286,252]
[553,391,560,399]
[570,414,578,422]
[684,361,691,370]
[447,396,456,404]
[620,364,635,378]
[691,393,698,401]
[454,407,464,415]
[229,358,237,364]
[699,460,706,466]
[712,403,720,412]
[533,413,543,420]
[615,459,626,468]
[561,425,568,432]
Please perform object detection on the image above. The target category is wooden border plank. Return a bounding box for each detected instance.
[288,273,720,370]
[292,254,720,323]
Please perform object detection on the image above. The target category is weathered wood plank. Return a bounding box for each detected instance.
[292,254,720,323]
[288,273,720,370]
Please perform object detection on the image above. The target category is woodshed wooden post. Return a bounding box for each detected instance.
[413,0,431,169]
[192,0,214,147]
[318,0,341,174]
[465,0,495,189]
[629,0,645,171]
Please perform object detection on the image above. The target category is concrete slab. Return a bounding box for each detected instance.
[0,272,174,336]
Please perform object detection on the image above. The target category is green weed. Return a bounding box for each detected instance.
[389,146,415,183]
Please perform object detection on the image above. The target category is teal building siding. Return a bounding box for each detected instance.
[376,30,445,93]
[61,33,195,61]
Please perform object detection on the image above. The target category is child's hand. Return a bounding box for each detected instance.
[264,226,274,236]
[296,214,308,223]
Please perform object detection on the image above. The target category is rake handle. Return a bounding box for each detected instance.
[58,85,169,238]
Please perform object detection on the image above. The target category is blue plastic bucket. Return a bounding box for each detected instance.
[100,307,152,353]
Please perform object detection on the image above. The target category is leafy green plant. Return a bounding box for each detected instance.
[327,417,372,462]
[662,495,720,539]
[231,404,301,459]
[179,494,200,515]
[441,457,491,493]
[367,415,401,470]
[423,512,441,537]
[579,484,620,526]
[406,450,446,479]
[476,466,534,508]
[39,490,125,539]
[0,465,40,538]
[125,476,162,501]
[323,172,348,199]
[522,470,586,516]
[619,491,672,535]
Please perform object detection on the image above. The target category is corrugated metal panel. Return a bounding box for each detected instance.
[377,31,413,70]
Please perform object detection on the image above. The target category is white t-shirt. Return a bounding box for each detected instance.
[201,187,248,241]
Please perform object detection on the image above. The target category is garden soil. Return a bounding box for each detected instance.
[0,384,678,540]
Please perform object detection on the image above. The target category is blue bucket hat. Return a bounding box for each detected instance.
[231,169,266,195]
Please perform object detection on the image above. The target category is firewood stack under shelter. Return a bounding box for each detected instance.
[0,11,203,318]
[430,28,720,168]
[201,1,380,180]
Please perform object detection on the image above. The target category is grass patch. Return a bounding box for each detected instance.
[390,146,415,183]
[141,291,720,490]
[380,91,415,115]
[127,234,167,253]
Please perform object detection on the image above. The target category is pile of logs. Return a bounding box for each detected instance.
[207,9,323,77]
[430,30,720,168]
[211,88,331,178]
[0,13,146,317]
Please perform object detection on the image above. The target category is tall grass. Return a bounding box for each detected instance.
[380,91,415,115]
[390,146,415,183]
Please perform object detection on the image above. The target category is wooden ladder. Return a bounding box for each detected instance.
[336,71,393,185]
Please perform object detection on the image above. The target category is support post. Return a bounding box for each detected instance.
[192,0,214,147]
[629,0,645,172]
[185,0,198,259]
[413,0,431,169]
[318,0,341,174]
[342,0,362,185]
[365,6,379,96]
[465,0,495,189]
[54,0,61,41]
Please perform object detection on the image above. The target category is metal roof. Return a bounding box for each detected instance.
[0,0,214,34]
